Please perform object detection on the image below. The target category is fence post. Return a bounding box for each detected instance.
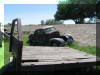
[9,18,23,71]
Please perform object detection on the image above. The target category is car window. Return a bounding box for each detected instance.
[39,29,44,34]
[45,27,56,32]
[35,29,44,35]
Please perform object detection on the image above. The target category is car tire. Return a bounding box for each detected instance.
[51,42,59,46]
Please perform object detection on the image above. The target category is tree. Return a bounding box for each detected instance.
[97,1,100,19]
[4,23,12,26]
[55,0,97,24]
[41,20,45,25]
[40,19,63,25]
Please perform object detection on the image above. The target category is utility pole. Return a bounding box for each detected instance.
[0,23,2,47]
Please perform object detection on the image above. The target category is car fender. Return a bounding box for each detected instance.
[64,34,74,44]
[49,38,65,45]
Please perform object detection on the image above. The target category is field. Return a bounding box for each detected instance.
[5,24,96,46]
[22,24,96,46]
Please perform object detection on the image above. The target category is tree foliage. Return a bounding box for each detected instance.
[97,1,100,19]
[55,0,97,24]
[41,20,45,25]
[41,19,63,25]
[4,23,12,26]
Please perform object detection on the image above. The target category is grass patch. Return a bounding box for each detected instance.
[23,36,30,46]
[23,31,31,35]
[0,41,4,69]
[65,41,96,56]
[4,39,12,66]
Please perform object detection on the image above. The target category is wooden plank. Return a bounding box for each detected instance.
[21,46,100,71]
[22,46,98,65]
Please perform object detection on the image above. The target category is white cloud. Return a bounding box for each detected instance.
[0,0,59,4]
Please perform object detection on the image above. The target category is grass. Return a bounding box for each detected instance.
[0,41,4,69]
[65,41,96,56]
[23,36,30,46]
[4,39,12,65]
[23,31,31,35]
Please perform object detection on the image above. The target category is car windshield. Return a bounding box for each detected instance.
[45,27,56,32]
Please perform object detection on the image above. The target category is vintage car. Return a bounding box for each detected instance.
[29,26,74,46]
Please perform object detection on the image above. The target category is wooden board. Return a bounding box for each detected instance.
[21,46,100,71]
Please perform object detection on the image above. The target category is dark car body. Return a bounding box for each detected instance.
[29,26,74,46]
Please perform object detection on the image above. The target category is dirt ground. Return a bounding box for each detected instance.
[5,24,96,46]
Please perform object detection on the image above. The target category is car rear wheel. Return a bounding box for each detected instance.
[51,42,59,46]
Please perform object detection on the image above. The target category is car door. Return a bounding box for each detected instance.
[35,29,45,45]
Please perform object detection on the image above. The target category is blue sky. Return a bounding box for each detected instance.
[4,4,58,25]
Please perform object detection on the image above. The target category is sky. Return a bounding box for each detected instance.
[4,4,58,25]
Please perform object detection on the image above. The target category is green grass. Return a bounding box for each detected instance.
[23,36,30,46]
[65,41,96,56]
[23,31,31,35]
[4,39,12,65]
[0,41,4,69]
